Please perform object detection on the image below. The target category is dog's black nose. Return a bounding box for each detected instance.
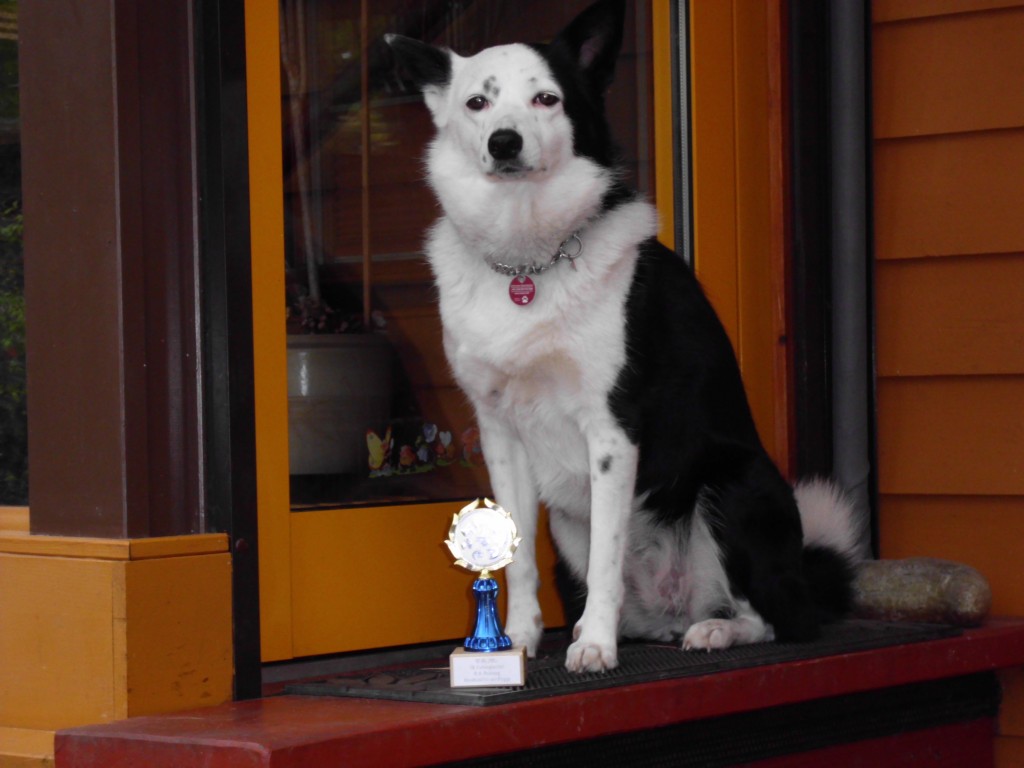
[488,129,523,161]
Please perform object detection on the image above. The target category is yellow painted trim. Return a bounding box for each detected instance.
[119,554,234,716]
[689,1,739,344]
[652,2,676,250]
[732,2,780,468]
[0,549,232,732]
[688,1,788,466]
[127,534,230,560]
[0,727,54,767]
[245,0,295,663]
[289,501,565,656]
[0,533,228,560]
[1,555,117,731]
[0,507,29,533]
[0,535,127,560]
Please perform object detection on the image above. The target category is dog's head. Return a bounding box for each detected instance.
[386,0,626,181]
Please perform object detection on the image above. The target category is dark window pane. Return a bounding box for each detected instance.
[281,1,652,509]
[0,0,26,506]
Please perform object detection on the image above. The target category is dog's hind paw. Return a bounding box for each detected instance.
[683,611,773,652]
[565,639,618,673]
[682,619,735,652]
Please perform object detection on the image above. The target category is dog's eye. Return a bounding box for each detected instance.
[533,92,561,107]
[465,95,490,111]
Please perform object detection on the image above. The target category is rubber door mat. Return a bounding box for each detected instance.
[285,620,960,706]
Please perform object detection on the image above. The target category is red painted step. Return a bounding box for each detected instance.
[55,620,1024,767]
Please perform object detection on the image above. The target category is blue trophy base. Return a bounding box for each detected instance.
[465,577,513,652]
[464,635,514,652]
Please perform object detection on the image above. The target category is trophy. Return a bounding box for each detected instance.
[445,498,527,687]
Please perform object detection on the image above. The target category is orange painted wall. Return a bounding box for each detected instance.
[871,1,1024,761]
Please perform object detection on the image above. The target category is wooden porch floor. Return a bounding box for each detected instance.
[53,620,1024,767]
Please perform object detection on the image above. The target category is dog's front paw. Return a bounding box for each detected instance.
[682,619,735,652]
[565,637,618,673]
[505,612,543,657]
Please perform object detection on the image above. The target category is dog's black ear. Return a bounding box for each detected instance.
[550,0,626,92]
[385,34,452,91]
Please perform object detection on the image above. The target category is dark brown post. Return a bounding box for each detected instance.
[20,0,202,538]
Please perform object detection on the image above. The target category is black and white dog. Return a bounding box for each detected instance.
[387,0,861,673]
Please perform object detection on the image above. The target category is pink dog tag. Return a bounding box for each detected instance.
[508,275,536,306]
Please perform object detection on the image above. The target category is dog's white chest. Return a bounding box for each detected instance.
[426,198,658,521]
[448,324,600,512]
[430,213,646,491]
[445,269,619,419]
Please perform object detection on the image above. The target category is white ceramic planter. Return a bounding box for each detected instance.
[286,334,394,475]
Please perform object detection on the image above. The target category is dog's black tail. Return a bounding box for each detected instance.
[795,478,864,622]
[803,544,857,622]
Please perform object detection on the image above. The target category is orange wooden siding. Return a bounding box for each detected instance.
[873,131,1024,261]
[877,377,1024,496]
[875,255,1024,377]
[871,2,1024,761]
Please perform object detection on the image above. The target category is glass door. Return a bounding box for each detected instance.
[246,0,680,662]
[280,0,655,510]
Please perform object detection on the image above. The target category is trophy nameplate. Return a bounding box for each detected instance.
[445,498,527,687]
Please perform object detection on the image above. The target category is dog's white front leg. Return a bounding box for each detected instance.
[566,428,637,673]
[476,416,543,656]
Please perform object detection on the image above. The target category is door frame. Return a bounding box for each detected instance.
[239,0,803,666]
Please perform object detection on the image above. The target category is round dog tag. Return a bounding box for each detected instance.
[509,275,536,306]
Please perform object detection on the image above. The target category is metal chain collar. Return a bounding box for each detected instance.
[488,232,583,277]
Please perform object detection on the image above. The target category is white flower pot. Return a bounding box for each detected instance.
[286,334,394,475]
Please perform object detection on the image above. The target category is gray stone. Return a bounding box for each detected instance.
[851,557,992,627]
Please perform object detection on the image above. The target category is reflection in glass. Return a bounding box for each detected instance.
[0,0,26,506]
[280,0,652,510]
